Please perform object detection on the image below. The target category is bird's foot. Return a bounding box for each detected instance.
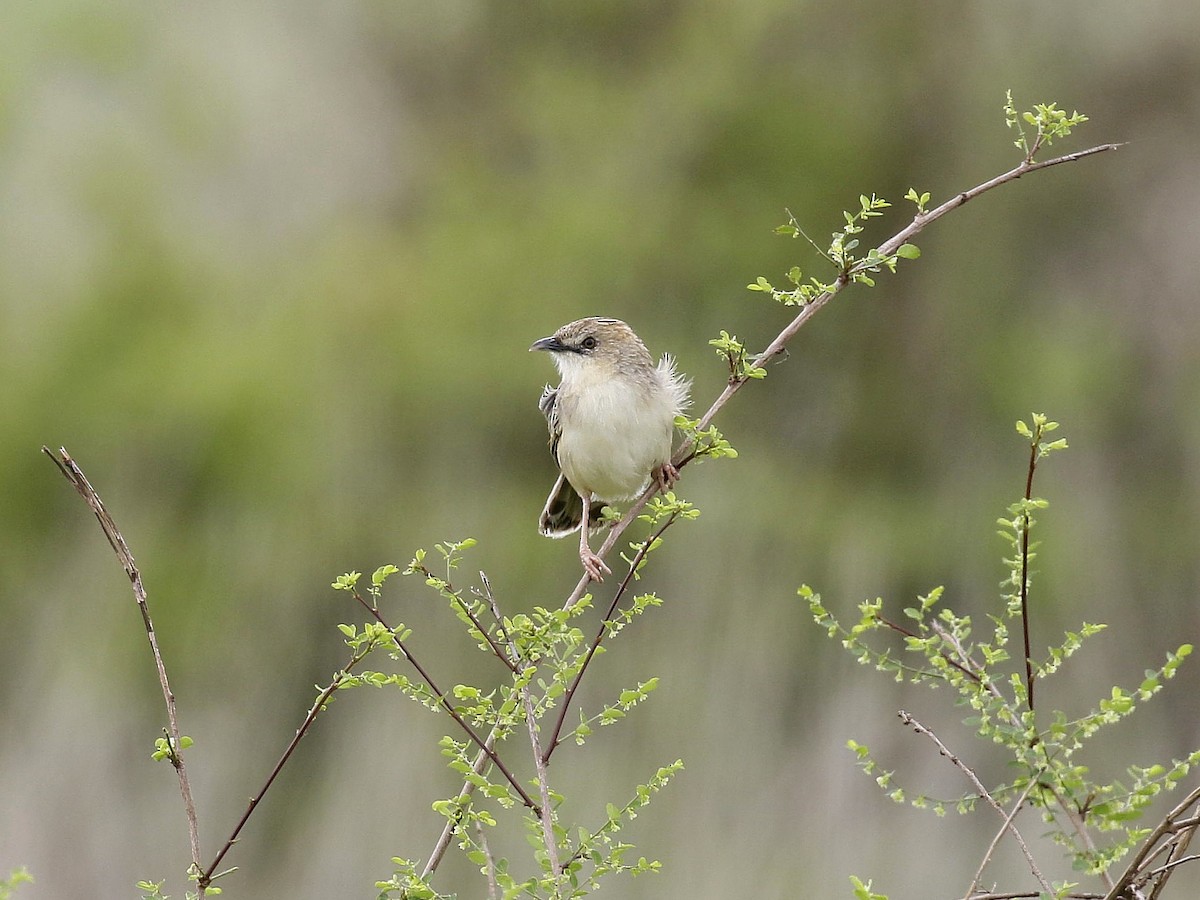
[654,462,680,492]
[580,548,612,582]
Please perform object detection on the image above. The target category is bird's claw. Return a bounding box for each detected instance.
[654,462,680,492]
[581,549,611,582]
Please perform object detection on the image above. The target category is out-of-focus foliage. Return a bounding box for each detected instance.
[3,2,1199,898]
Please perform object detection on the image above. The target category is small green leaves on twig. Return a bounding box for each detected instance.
[0,869,34,900]
[904,188,931,215]
[152,731,195,765]
[1005,90,1089,162]
[348,537,681,897]
[848,874,888,900]
[808,417,1200,890]
[676,415,738,464]
[749,193,920,304]
[1015,412,1069,458]
[709,330,765,382]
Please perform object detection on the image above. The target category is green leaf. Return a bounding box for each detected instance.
[895,243,920,259]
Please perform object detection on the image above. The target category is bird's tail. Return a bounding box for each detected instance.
[539,474,608,538]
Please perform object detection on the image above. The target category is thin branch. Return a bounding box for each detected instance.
[350,589,537,810]
[43,447,203,875]
[414,563,518,673]
[501,583,561,876]
[473,571,516,666]
[453,592,519,673]
[201,663,362,885]
[421,575,519,882]
[545,511,680,760]
[479,572,563,876]
[964,776,1039,900]
[556,142,1123,597]
[899,710,1054,895]
[420,731,500,880]
[960,893,1104,900]
[522,689,562,876]
[874,613,982,684]
[476,817,500,900]
[1020,435,1038,712]
[1105,783,1200,900]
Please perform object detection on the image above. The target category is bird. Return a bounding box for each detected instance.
[530,317,691,581]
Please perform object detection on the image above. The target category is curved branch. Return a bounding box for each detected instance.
[43,447,203,874]
[568,141,1124,597]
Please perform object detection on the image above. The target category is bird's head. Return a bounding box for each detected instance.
[530,317,653,379]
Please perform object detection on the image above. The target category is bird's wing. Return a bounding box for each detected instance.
[539,383,562,462]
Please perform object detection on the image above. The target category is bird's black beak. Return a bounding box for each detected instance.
[530,336,567,353]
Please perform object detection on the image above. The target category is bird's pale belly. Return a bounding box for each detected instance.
[556,409,671,502]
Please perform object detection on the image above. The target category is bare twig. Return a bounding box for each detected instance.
[476,817,500,900]
[500,582,562,877]
[522,690,562,876]
[414,563,518,673]
[471,571,516,668]
[201,664,361,886]
[1105,783,1200,900]
[964,776,1040,899]
[43,447,203,875]
[899,710,1054,895]
[961,892,1103,900]
[420,575,521,881]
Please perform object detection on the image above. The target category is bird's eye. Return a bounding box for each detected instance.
[580,336,598,351]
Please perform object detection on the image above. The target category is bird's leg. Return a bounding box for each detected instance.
[578,493,611,582]
[653,461,680,492]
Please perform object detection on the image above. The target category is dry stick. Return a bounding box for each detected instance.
[1148,826,1197,900]
[450,593,519,674]
[963,776,1040,900]
[1105,783,1200,900]
[421,731,500,880]
[476,817,500,900]
[899,710,1054,895]
[522,690,562,877]
[42,447,203,874]
[416,563,518,674]
[421,140,1123,885]
[959,893,1103,900]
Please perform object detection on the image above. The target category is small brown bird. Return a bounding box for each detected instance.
[531,317,690,581]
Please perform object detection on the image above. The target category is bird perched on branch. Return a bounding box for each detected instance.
[531,317,690,581]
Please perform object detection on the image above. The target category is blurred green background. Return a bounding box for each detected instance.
[4,2,1200,897]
